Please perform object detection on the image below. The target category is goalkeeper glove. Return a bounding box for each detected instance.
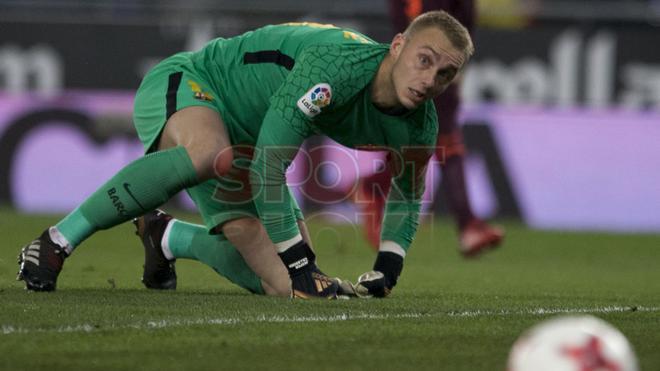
[278,240,338,299]
[354,251,403,298]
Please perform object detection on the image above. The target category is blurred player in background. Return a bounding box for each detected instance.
[355,0,504,257]
[17,11,474,298]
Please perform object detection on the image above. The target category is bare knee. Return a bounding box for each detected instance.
[221,217,267,245]
[213,147,233,177]
[178,145,232,181]
[158,106,233,181]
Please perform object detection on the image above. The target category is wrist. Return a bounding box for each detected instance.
[373,251,404,289]
[278,240,314,276]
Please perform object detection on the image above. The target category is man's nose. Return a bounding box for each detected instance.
[421,70,436,89]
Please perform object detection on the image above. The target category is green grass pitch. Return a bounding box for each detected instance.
[1,209,659,370]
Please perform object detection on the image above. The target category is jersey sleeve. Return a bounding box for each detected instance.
[380,105,438,252]
[249,45,345,245]
[380,147,433,251]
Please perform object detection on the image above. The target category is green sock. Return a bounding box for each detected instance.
[56,146,198,249]
[168,220,264,294]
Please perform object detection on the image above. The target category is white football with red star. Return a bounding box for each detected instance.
[508,315,638,371]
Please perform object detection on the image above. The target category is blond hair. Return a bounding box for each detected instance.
[403,10,475,62]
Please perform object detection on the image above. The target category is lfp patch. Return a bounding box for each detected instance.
[297,83,332,118]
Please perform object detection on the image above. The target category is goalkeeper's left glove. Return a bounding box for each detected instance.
[354,251,403,298]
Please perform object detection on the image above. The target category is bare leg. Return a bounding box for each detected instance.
[159,107,290,296]
[221,217,291,297]
[157,106,234,181]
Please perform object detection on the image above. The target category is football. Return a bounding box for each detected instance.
[507,315,638,371]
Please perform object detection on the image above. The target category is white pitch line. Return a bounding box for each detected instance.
[446,305,658,317]
[0,313,425,335]
[2,306,658,335]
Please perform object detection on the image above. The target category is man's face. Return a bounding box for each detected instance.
[390,27,465,109]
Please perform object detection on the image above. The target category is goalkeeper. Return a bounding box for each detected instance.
[17,11,474,298]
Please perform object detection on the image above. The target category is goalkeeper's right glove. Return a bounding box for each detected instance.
[278,240,339,299]
[354,251,403,298]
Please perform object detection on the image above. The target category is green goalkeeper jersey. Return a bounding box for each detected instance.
[189,23,438,251]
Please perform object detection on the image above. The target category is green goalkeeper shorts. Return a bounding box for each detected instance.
[133,51,219,154]
[133,51,303,233]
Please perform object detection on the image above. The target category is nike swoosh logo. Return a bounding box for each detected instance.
[123,183,146,211]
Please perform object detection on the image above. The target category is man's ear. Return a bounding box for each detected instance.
[390,33,406,58]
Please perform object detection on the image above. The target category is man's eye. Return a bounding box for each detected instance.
[438,69,456,80]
